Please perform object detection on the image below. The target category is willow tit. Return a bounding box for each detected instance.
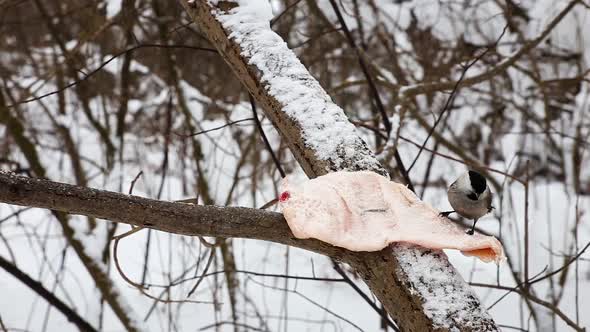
[440,170,493,235]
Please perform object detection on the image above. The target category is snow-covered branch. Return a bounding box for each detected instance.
[180,0,499,330]
[182,0,385,177]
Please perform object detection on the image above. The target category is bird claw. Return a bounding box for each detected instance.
[465,229,475,235]
[439,211,454,218]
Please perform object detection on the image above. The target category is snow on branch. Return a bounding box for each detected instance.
[184,0,385,177]
[181,1,499,330]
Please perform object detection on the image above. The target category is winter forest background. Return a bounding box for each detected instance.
[0,0,589,331]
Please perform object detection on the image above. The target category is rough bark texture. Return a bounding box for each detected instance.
[177,1,499,331]
[0,171,340,255]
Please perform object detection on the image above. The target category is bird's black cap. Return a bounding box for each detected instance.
[468,170,487,194]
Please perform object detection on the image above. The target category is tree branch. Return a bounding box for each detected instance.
[178,1,498,330]
[0,171,344,257]
[0,254,98,332]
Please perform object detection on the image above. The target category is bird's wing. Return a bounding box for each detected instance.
[485,189,494,212]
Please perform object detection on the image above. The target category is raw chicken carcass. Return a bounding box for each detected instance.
[279,171,504,263]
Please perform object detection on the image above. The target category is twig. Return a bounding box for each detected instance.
[112,227,212,305]
[486,241,590,309]
[134,267,347,293]
[247,276,365,332]
[7,43,217,108]
[291,27,343,49]
[0,255,98,332]
[0,313,6,332]
[174,118,254,138]
[128,171,143,195]
[327,0,414,192]
[497,324,528,331]
[270,0,303,27]
[406,25,508,173]
[258,198,278,210]
[524,160,530,290]
[0,207,31,226]
[353,119,524,184]
[530,241,590,285]
[327,0,390,134]
[113,227,149,289]
[471,282,585,331]
[332,261,399,331]
[249,95,286,178]
[199,321,266,331]
[395,0,581,99]
[566,121,590,325]
[187,247,216,297]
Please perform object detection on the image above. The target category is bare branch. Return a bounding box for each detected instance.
[395,0,581,98]
[0,171,342,257]
[0,254,98,332]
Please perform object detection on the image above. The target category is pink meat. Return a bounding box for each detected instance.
[279,171,504,263]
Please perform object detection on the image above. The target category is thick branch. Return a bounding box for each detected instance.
[179,1,498,331]
[0,171,344,258]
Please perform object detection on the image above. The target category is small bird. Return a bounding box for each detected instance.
[440,170,493,235]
